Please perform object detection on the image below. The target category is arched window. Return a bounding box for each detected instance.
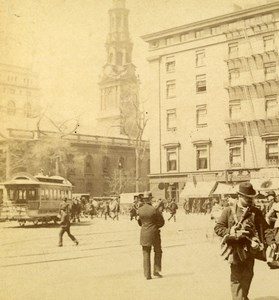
[118,156,124,169]
[126,53,131,63]
[116,52,123,65]
[7,100,16,115]
[84,155,93,174]
[24,102,32,118]
[109,53,113,64]
[86,182,93,194]
[103,156,110,175]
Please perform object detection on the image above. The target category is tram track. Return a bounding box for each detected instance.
[0,240,208,268]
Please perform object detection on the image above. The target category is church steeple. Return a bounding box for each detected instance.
[106,0,133,67]
[97,0,139,137]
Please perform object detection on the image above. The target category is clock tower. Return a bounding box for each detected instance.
[97,0,139,137]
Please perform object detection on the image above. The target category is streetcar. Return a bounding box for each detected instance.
[0,172,73,226]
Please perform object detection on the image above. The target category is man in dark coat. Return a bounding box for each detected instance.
[168,198,178,222]
[214,182,267,300]
[58,204,78,247]
[138,191,165,280]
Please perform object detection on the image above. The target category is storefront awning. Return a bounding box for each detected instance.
[212,183,239,195]
[250,178,279,191]
[180,181,217,198]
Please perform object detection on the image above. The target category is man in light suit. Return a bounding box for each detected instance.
[138,191,165,280]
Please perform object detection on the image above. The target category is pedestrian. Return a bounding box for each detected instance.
[168,198,178,222]
[112,197,120,221]
[156,198,165,213]
[266,190,277,213]
[183,198,190,214]
[58,204,78,247]
[138,191,165,280]
[265,202,279,269]
[104,200,112,220]
[71,198,81,222]
[214,182,268,300]
[129,200,138,221]
[60,197,69,212]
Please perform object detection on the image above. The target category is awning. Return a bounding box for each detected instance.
[212,183,239,195]
[180,181,217,198]
[250,178,279,191]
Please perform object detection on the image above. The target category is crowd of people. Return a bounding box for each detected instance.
[55,185,279,298]
[60,196,121,222]
[129,196,178,222]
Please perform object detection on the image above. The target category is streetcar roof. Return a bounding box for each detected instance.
[2,172,72,187]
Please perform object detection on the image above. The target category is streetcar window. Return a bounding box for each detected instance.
[8,189,15,200]
[41,189,45,200]
[0,189,3,204]
[18,189,26,200]
[27,189,36,200]
[50,189,53,200]
[54,189,57,200]
[45,189,49,200]
[61,190,65,199]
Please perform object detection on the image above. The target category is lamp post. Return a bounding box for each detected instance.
[118,158,123,194]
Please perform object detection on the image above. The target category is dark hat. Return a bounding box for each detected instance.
[238,182,257,198]
[267,190,276,197]
[142,191,153,199]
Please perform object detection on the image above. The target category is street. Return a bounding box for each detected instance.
[0,211,278,300]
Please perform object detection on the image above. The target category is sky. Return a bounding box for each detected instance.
[0,0,266,134]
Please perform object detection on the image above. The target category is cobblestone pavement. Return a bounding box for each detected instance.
[0,211,278,300]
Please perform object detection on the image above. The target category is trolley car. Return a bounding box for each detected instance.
[0,172,72,226]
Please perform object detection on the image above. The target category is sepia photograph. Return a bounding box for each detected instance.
[1,0,279,299]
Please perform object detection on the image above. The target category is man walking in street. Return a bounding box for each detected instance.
[214,182,267,300]
[138,191,165,280]
[168,198,178,222]
[104,200,112,220]
[58,204,79,247]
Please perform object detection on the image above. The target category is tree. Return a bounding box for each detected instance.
[120,85,149,192]
[0,139,36,181]
[0,113,82,181]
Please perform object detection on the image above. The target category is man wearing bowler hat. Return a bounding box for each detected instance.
[215,182,268,300]
[266,190,277,213]
[138,191,165,280]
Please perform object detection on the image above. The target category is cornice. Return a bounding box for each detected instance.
[141,1,279,42]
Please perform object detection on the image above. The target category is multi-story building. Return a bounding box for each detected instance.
[0,129,149,196]
[142,1,279,201]
[0,64,40,137]
[0,0,150,196]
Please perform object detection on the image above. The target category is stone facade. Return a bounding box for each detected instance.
[142,1,279,201]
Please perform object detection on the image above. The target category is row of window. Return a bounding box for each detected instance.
[6,100,33,117]
[5,76,32,86]
[7,188,71,202]
[228,61,277,80]
[83,155,126,175]
[166,95,279,131]
[164,34,275,76]
[166,138,279,172]
[2,87,32,97]
[167,69,277,100]
[150,13,273,49]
